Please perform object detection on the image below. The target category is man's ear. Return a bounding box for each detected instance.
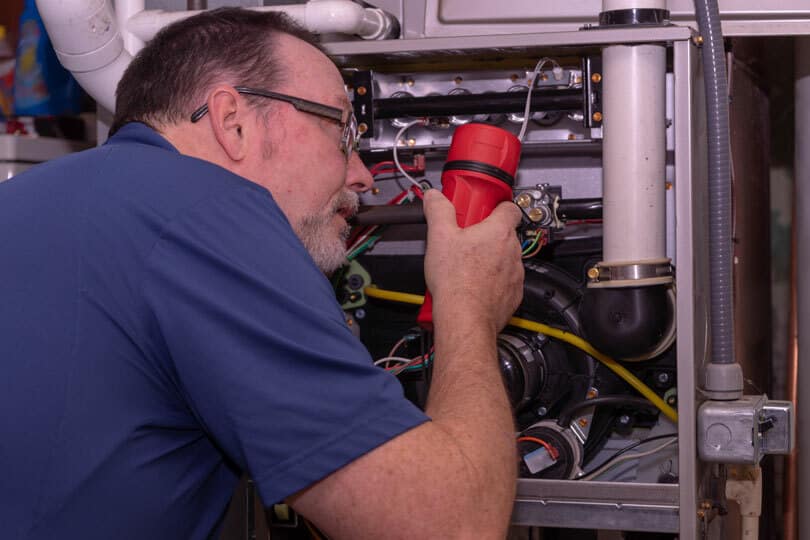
[207,86,250,162]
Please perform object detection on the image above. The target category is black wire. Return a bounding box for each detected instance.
[556,395,659,427]
[577,432,678,480]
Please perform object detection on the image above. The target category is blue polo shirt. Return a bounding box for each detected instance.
[0,123,428,539]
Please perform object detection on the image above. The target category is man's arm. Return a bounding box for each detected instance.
[289,189,524,539]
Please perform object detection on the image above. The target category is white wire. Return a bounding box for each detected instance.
[580,437,678,481]
[387,337,410,357]
[373,356,413,367]
[517,57,560,142]
[393,119,426,191]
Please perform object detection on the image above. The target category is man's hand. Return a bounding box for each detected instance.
[422,188,524,333]
[289,188,523,540]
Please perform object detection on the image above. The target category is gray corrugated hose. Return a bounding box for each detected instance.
[693,0,734,366]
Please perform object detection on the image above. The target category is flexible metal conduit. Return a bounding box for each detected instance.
[693,0,733,366]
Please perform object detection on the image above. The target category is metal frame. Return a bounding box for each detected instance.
[513,480,679,532]
[327,25,710,536]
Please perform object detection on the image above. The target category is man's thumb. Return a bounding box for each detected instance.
[422,189,457,231]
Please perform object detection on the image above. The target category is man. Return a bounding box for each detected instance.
[0,8,523,539]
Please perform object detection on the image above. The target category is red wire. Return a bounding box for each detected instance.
[565,219,603,225]
[517,436,560,460]
[369,161,422,176]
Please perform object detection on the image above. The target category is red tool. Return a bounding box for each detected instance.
[417,123,521,329]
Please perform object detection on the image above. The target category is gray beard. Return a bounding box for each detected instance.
[294,190,359,274]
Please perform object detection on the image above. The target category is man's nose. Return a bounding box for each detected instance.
[346,152,374,193]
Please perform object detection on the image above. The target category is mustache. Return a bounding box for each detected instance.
[332,190,359,217]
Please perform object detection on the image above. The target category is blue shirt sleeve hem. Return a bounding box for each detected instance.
[254,399,429,505]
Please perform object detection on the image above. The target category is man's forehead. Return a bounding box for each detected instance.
[276,36,349,109]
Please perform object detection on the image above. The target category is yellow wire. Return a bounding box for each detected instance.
[363,285,678,423]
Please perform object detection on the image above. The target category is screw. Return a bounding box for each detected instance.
[618,414,631,425]
[592,111,603,122]
[371,187,380,195]
[693,35,704,46]
[358,122,368,134]
[354,308,366,320]
[536,406,548,417]
[578,418,588,428]
[666,394,677,406]
[407,138,416,147]
[697,510,705,520]
[454,76,463,85]
[406,78,415,86]
[701,501,712,510]
[586,387,599,399]
[515,193,532,208]
[347,274,365,290]
[657,372,670,385]
[591,73,602,84]
[356,86,367,96]
[587,267,600,280]
[527,208,545,222]
[666,181,673,190]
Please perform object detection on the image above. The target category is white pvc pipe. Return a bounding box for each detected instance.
[36,0,132,113]
[603,0,666,10]
[115,0,145,55]
[601,44,667,263]
[37,0,396,114]
[126,1,394,43]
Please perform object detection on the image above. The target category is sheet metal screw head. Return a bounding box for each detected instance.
[587,267,600,280]
[358,122,368,134]
[592,112,603,122]
[591,73,602,83]
[356,86,367,96]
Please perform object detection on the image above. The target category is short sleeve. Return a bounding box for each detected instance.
[142,184,428,504]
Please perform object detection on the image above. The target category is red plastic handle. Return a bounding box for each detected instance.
[417,124,520,330]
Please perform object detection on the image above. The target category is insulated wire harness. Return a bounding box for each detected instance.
[392,119,429,195]
[521,229,547,258]
[363,285,678,423]
[374,334,434,375]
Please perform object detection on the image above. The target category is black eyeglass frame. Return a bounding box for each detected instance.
[190,86,358,159]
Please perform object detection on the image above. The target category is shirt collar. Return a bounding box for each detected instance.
[104,122,179,153]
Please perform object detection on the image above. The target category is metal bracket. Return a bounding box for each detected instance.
[582,55,602,128]
[587,260,673,285]
[351,70,375,139]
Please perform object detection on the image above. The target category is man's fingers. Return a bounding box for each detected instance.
[422,189,457,233]
[487,200,523,229]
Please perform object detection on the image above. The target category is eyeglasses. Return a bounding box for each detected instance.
[190,86,359,160]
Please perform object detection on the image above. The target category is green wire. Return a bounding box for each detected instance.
[521,231,542,256]
[403,352,434,372]
[347,234,381,261]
